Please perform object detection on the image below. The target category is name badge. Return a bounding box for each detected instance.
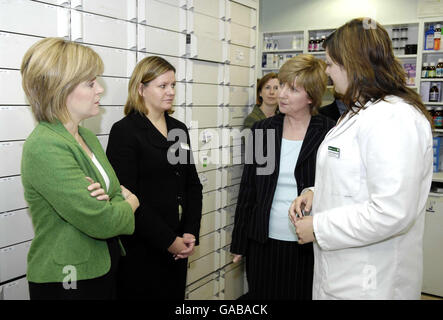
[328,146,340,158]
[180,142,190,150]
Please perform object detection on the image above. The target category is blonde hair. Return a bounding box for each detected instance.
[125,56,176,115]
[278,54,327,115]
[20,37,104,123]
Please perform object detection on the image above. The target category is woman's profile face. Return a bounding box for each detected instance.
[66,77,104,123]
[325,51,349,95]
[139,70,176,114]
[278,79,312,116]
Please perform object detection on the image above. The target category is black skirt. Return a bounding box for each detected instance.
[245,237,314,300]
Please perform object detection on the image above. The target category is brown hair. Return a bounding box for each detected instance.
[256,72,278,105]
[278,54,327,115]
[324,17,433,126]
[20,37,104,123]
[125,56,176,115]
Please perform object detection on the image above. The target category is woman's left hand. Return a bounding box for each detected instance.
[85,176,109,201]
[294,216,315,244]
[173,233,196,260]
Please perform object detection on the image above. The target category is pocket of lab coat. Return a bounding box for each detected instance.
[329,158,361,197]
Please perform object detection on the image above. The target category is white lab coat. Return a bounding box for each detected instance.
[311,96,433,300]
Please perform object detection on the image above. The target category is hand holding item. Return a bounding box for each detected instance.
[294,216,315,244]
[85,176,109,201]
[289,189,313,226]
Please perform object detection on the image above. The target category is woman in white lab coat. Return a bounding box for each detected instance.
[289,18,434,299]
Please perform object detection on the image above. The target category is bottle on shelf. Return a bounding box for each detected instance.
[435,24,442,51]
[430,62,437,78]
[422,62,429,78]
[392,28,400,38]
[401,27,408,38]
[425,25,435,50]
[313,36,319,51]
[308,37,314,52]
[430,83,440,102]
[434,106,443,129]
[320,35,326,51]
[427,106,435,127]
[292,35,297,49]
[437,59,443,78]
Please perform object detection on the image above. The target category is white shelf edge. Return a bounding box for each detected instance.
[396,54,417,59]
[426,102,443,105]
[423,50,443,54]
[263,49,303,53]
[433,171,443,182]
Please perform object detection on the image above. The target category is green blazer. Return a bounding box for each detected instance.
[21,120,135,283]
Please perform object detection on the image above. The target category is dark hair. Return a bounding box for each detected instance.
[256,72,278,105]
[324,17,433,126]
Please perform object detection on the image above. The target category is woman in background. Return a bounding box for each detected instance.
[244,72,279,128]
[106,56,202,300]
[20,37,139,300]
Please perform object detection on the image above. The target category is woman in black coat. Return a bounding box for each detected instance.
[230,55,335,300]
[106,56,202,300]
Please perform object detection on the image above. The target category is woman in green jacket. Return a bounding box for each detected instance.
[20,37,139,300]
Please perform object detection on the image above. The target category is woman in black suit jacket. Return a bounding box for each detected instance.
[106,56,202,300]
[230,55,335,300]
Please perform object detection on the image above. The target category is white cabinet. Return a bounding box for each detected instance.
[188,34,228,63]
[219,262,245,300]
[186,272,220,300]
[0,141,25,177]
[202,190,221,214]
[225,105,249,126]
[139,53,187,82]
[228,65,254,87]
[186,83,224,106]
[0,32,41,70]
[139,0,187,33]
[228,1,256,29]
[71,11,136,50]
[200,210,221,236]
[229,22,255,48]
[193,148,222,173]
[198,169,221,193]
[187,107,224,129]
[98,77,129,106]
[0,70,28,105]
[220,224,233,247]
[186,60,224,85]
[226,86,254,107]
[229,44,255,67]
[71,0,137,21]
[189,128,223,151]
[188,0,226,19]
[138,25,186,57]
[187,251,220,285]
[0,210,34,248]
[222,165,243,187]
[221,183,240,207]
[0,177,27,213]
[220,203,236,228]
[0,241,31,283]
[82,106,125,135]
[189,231,220,262]
[188,11,225,41]
[86,45,136,78]
[0,277,30,300]
[0,107,37,141]
[0,0,69,38]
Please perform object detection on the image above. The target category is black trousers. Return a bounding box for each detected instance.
[28,238,120,300]
[245,238,314,300]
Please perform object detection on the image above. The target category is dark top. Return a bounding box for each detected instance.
[319,100,342,122]
[230,113,336,255]
[106,111,203,250]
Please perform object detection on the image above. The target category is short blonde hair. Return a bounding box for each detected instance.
[125,56,176,116]
[20,37,104,123]
[278,54,327,115]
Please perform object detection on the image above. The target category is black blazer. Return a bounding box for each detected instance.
[106,111,203,251]
[319,100,341,122]
[230,113,335,255]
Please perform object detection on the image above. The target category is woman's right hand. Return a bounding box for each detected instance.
[233,254,242,263]
[167,236,188,257]
[121,185,139,213]
[289,190,314,226]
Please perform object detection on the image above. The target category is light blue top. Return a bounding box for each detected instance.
[268,138,303,242]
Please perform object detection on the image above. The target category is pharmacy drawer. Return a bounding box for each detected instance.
[188,0,225,19]
[229,44,255,67]
[200,210,221,236]
[186,83,224,106]
[193,149,221,173]
[186,60,224,85]
[220,224,233,247]
[96,135,109,152]
[0,32,41,70]
[0,0,69,38]
[86,45,136,78]
[71,0,137,21]
[139,53,186,82]
[188,11,224,41]
[0,177,27,213]
[39,0,71,5]
[0,107,36,141]
[219,245,234,268]
[188,34,227,63]
[221,204,236,228]
[223,125,247,147]
[226,86,254,107]
[222,165,243,187]
[187,107,224,129]
[186,278,219,300]
[170,106,186,123]
[198,170,221,193]
[189,231,220,263]
[82,106,125,135]
[0,70,28,105]
[0,141,24,177]
[189,128,223,151]
[227,1,256,28]
[187,251,220,285]
[228,65,254,87]
[220,146,244,167]
[175,82,186,106]
[71,11,136,50]
[0,277,30,300]
[0,209,34,248]
[150,0,187,8]
[98,77,129,106]
[139,0,186,33]
[222,184,240,207]
[219,262,245,300]
[229,22,256,48]
[225,106,249,126]
[0,241,31,283]
[138,25,186,58]
[202,190,221,214]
